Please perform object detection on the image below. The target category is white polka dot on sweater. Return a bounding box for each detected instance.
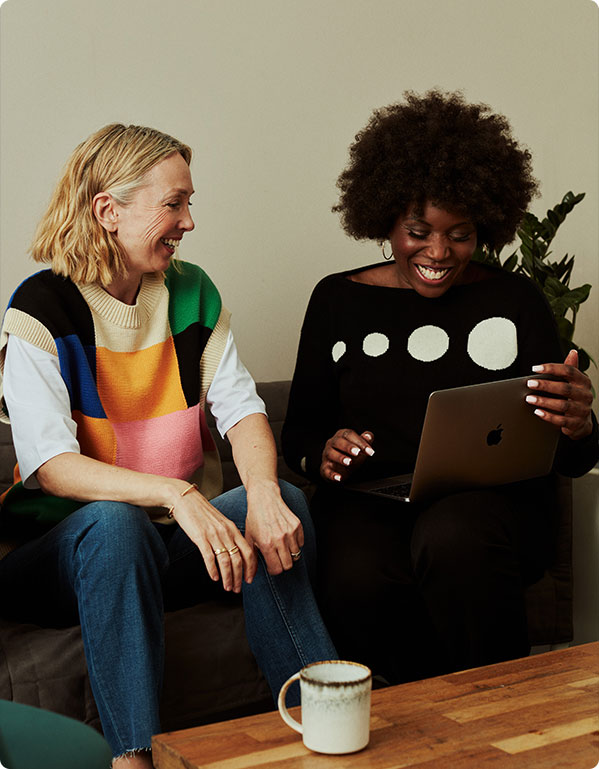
[332,341,346,362]
[467,317,518,370]
[407,325,449,362]
[363,333,390,357]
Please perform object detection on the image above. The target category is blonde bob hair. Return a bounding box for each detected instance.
[30,123,192,286]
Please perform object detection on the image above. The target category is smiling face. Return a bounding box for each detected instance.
[388,203,477,298]
[111,152,195,280]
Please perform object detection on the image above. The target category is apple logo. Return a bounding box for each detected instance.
[486,424,503,446]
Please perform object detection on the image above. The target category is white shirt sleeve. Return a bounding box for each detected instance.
[206,330,266,438]
[3,335,80,489]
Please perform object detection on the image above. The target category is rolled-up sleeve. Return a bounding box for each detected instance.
[3,335,80,488]
[206,330,266,438]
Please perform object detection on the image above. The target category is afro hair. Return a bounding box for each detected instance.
[333,89,539,250]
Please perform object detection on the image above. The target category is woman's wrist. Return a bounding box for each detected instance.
[245,476,281,504]
[156,477,195,513]
[165,482,199,518]
[566,416,594,441]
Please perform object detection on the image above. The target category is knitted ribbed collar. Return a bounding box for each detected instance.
[77,272,165,329]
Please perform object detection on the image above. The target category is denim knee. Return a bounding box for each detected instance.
[211,480,311,532]
[67,501,168,575]
[278,480,310,521]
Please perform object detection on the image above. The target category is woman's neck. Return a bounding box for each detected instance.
[104,273,143,305]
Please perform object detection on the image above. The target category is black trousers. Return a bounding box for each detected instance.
[311,477,557,684]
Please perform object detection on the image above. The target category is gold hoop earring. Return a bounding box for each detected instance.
[381,241,393,261]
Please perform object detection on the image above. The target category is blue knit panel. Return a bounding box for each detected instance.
[55,336,106,418]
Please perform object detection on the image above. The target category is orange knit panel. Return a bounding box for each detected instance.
[73,411,118,464]
[95,337,187,422]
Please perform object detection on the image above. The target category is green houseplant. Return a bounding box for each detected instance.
[473,191,593,372]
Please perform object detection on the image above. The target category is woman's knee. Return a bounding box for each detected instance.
[411,491,511,575]
[211,481,311,530]
[278,480,310,520]
[68,502,166,566]
[73,500,150,534]
[278,479,307,506]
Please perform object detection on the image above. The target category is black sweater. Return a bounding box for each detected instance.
[282,264,598,483]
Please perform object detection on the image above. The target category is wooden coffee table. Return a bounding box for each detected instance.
[152,642,599,768]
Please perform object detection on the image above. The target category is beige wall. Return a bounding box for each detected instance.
[1,0,597,385]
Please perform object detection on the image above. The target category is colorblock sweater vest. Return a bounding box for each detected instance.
[0,261,229,526]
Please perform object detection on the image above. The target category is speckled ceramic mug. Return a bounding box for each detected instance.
[277,660,372,754]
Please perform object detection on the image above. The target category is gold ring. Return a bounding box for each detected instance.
[291,550,301,561]
[228,546,240,555]
[213,548,228,556]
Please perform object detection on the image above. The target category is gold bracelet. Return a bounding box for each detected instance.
[167,482,199,518]
[180,482,198,497]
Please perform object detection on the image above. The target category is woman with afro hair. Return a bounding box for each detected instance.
[282,90,598,683]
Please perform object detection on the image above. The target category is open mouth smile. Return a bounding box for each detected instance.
[160,238,181,255]
[415,264,451,281]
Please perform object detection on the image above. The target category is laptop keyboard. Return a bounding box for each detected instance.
[374,482,412,498]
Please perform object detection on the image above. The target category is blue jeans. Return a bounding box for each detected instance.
[0,481,337,758]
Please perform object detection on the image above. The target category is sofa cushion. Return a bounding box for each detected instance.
[0,600,272,733]
[0,619,101,731]
[0,422,16,494]
[524,473,573,645]
[161,601,271,730]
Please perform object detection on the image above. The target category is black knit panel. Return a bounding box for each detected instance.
[8,271,95,345]
[172,322,212,407]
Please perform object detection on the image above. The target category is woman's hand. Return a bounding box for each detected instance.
[170,486,257,593]
[320,429,375,482]
[526,350,594,440]
[35,452,257,593]
[226,413,305,576]
[245,479,304,575]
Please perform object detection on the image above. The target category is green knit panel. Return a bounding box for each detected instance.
[165,261,222,336]
[1,483,82,525]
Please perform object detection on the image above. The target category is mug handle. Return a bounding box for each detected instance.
[277,672,302,734]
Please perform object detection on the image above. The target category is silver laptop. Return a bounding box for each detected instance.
[347,376,560,504]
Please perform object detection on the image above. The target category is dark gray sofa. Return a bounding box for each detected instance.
[0,380,573,734]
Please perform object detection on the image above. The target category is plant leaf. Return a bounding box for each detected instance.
[545,277,568,296]
[565,284,592,304]
[556,316,574,341]
[576,347,591,373]
[493,192,590,361]
[502,253,518,272]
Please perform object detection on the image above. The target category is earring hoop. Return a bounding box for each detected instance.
[381,241,393,261]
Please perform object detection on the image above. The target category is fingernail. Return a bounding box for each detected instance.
[342,457,352,466]
[526,395,537,404]
[527,380,539,388]
[532,365,544,372]
[534,409,545,417]
[363,433,373,441]
[364,447,375,456]
[333,474,342,482]
[350,447,360,456]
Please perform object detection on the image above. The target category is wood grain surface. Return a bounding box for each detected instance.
[152,642,599,769]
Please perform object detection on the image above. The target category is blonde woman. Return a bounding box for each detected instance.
[0,124,336,768]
